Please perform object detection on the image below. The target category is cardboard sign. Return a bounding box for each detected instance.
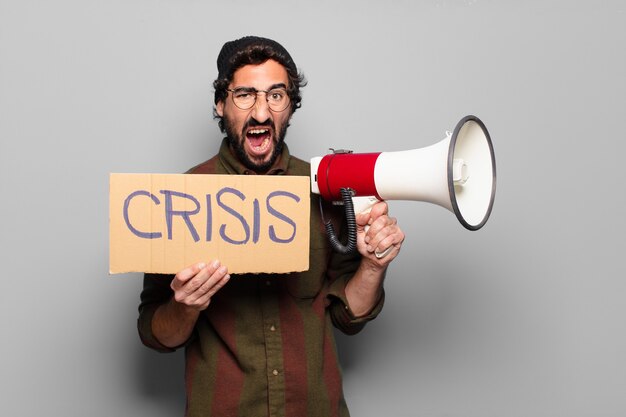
[109,173,310,274]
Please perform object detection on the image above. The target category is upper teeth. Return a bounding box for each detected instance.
[249,129,268,134]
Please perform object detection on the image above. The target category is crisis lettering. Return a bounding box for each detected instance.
[122,187,300,245]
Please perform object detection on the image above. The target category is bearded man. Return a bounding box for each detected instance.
[138,36,405,417]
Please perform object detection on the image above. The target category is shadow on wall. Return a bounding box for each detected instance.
[334,319,391,373]
[133,343,186,413]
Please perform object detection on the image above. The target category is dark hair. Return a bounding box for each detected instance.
[213,37,307,132]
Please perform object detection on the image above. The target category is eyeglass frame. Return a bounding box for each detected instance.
[226,85,292,112]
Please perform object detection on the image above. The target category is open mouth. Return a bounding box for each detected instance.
[246,127,272,154]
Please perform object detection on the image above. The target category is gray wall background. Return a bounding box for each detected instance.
[1,1,625,416]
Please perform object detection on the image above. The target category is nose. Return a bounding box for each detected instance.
[251,92,271,122]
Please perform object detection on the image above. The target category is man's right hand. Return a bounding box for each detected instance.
[152,260,230,348]
[171,260,231,312]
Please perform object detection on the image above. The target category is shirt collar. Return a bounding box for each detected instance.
[218,137,291,175]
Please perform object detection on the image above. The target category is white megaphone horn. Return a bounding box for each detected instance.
[310,115,496,254]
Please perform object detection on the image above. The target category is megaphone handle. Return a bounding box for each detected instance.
[373,242,393,259]
[351,196,380,214]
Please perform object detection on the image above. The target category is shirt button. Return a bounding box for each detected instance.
[270,325,276,332]
[272,369,279,376]
[266,280,271,286]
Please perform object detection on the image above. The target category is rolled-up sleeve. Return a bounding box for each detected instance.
[325,248,386,335]
[327,273,385,335]
[137,273,179,353]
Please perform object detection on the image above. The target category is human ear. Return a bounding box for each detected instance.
[216,100,224,117]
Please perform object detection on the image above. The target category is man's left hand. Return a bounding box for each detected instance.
[355,201,405,268]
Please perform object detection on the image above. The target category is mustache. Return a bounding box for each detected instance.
[245,117,274,130]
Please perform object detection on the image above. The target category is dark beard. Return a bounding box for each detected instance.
[224,118,289,173]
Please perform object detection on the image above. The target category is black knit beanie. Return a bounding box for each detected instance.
[216,36,298,80]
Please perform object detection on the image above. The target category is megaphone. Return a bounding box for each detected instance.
[310,115,496,254]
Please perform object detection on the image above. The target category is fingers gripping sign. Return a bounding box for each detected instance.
[355,202,405,265]
[171,260,231,311]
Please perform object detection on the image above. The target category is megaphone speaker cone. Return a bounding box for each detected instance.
[448,115,496,230]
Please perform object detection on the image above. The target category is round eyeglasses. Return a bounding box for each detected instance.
[226,87,291,112]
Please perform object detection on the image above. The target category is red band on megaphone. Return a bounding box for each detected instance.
[316,152,381,201]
